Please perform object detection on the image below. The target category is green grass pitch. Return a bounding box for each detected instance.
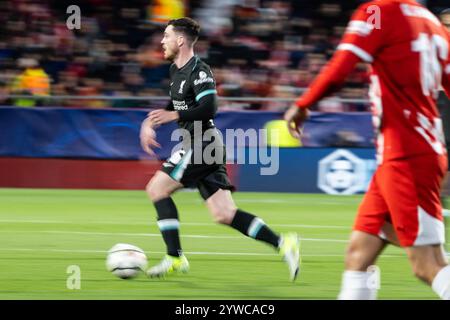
[0,188,448,300]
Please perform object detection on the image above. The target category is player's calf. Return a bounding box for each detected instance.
[206,190,280,248]
[344,231,386,271]
[207,199,237,225]
[206,189,300,281]
[406,245,447,285]
[146,172,185,260]
[338,231,386,300]
[411,263,438,284]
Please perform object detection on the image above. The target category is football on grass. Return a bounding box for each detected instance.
[106,243,148,279]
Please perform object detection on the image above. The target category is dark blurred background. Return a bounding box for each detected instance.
[0,0,448,110]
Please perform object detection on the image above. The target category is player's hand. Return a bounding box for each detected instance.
[140,118,161,156]
[284,104,309,139]
[148,109,179,125]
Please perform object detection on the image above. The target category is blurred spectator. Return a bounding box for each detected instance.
[9,57,51,107]
[0,0,444,110]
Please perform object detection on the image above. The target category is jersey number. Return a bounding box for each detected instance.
[414,112,445,155]
[411,33,448,98]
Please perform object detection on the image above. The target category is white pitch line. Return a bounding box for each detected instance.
[2,229,447,247]
[0,248,273,256]
[227,199,360,205]
[0,230,349,243]
[40,230,240,240]
[0,219,69,224]
[1,219,448,232]
[12,229,447,245]
[0,247,406,258]
[0,219,350,229]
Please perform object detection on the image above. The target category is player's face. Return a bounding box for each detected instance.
[161,25,180,61]
[441,13,450,32]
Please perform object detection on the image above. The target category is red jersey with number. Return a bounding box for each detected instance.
[296,0,450,164]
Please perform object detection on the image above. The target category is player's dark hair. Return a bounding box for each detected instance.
[440,8,450,15]
[167,17,200,45]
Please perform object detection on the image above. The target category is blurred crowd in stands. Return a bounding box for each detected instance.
[0,0,448,110]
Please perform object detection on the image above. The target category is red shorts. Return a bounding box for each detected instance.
[354,154,447,247]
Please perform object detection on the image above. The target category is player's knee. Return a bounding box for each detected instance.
[145,182,159,201]
[345,244,370,271]
[146,180,170,202]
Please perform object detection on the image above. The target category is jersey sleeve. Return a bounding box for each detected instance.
[191,65,217,102]
[336,2,389,64]
[177,64,218,122]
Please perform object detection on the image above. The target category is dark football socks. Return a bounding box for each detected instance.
[154,197,183,257]
[230,209,280,248]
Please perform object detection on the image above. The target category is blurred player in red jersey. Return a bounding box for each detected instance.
[285,0,450,299]
[439,8,450,255]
